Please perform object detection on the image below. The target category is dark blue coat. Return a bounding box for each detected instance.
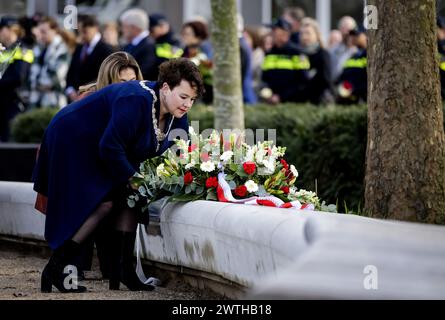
[32,80,188,249]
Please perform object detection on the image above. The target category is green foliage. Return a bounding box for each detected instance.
[189,103,367,213]
[11,108,59,143]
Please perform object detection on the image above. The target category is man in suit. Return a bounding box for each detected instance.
[66,15,114,102]
[120,8,157,81]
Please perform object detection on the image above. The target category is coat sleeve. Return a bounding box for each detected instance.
[99,95,149,184]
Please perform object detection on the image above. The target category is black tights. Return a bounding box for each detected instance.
[72,201,138,244]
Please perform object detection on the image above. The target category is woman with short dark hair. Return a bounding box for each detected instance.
[33,58,204,293]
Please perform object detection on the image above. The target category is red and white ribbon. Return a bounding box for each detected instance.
[216,173,315,210]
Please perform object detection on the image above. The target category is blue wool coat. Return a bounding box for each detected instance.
[32,80,188,249]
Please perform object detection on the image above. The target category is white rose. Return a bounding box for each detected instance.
[220,151,234,162]
[245,180,259,193]
[200,161,216,172]
[290,165,299,178]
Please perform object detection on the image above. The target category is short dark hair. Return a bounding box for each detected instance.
[79,14,99,28]
[158,58,205,98]
[182,21,209,40]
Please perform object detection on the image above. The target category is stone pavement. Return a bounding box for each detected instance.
[0,246,221,300]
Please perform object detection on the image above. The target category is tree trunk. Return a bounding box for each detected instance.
[210,0,245,130]
[365,0,445,224]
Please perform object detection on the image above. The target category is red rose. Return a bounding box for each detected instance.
[243,161,256,175]
[280,159,289,170]
[205,177,218,189]
[188,144,197,152]
[184,172,193,185]
[280,186,290,194]
[235,185,248,197]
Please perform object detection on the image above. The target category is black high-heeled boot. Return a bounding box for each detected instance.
[41,240,87,293]
[109,231,155,291]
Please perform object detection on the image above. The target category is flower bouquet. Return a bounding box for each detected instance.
[128,127,336,213]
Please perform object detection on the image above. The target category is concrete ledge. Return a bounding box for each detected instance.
[2,181,445,299]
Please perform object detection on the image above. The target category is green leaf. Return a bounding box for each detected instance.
[206,190,218,201]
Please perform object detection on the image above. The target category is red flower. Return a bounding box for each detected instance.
[343,81,353,90]
[280,159,289,170]
[235,185,247,197]
[188,144,197,152]
[184,172,193,185]
[205,177,218,189]
[243,161,256,175]
[280,186,290,194]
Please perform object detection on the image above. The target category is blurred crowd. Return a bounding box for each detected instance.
[1,6,443,143]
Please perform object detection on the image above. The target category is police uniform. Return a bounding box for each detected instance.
[0,42,34,141]
[261,42,310,103]
[336,48,367,104]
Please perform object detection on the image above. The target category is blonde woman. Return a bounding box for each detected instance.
[78,51,143,97]
[299,18,334,105]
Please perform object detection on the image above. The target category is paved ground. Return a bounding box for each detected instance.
[0,245,222,300]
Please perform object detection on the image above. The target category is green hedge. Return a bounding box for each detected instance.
[11,108,59,143]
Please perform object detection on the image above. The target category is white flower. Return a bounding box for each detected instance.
[220,151,233,162]
[262,159,275,173]
[255,148,266,163]
[185,160,196,170]
[200,161,216,172]
[156,164,169,177]
[244,146,255,162]
[245,180,259,193]
[290,165,299,178]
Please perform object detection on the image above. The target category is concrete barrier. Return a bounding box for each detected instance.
[1,180,445,299]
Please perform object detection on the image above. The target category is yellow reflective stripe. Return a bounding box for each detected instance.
[292,55,310,70]
[156,43,184,59]
[22,49,34,63]
[262,54,310,71]
[343,57,367,69]
[0,48,34,64]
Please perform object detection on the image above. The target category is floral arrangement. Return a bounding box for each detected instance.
[128,127,336,213]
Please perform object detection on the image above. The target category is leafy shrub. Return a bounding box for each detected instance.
[11,108,59,143]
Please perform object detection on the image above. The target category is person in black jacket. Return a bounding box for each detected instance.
[120,8,157,81]
[0,17,34,142]
[66,15,114,102]
[336,29,367,104]
[149,13,183,80]
[261,18,310,104]
[299,18,333,105]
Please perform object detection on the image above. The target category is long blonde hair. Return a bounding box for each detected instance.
[301,17,325,49]
[79,51,143,94]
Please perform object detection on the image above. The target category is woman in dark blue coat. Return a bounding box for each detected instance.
[33,58,204,293]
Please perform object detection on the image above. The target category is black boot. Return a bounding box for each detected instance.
[109,231,155,291]
[41,240,87,293]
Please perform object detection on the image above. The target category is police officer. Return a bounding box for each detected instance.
[149,13,183,80]
[336,29,367,104]
[261,18,310,104]
[0,16,34,142]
